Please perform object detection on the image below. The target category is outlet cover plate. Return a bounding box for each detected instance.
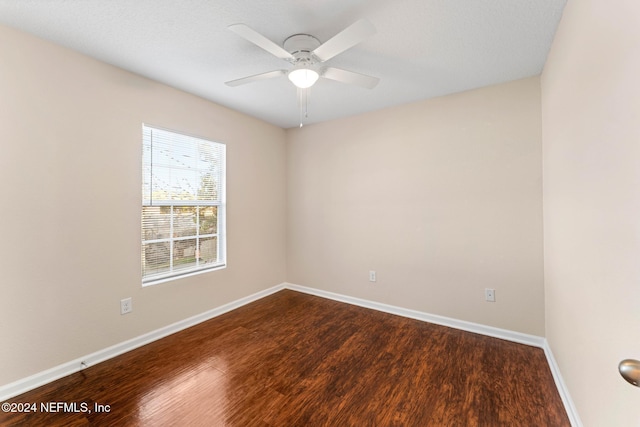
[120,297,132,315]
[485,289,496,302]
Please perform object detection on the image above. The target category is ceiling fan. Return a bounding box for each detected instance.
[225,19,380,90]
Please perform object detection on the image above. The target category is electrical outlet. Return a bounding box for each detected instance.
[120,297,132,315]
[369,270,377,282]
[485,289,496,302]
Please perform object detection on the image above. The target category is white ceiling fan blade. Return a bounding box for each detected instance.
[321,67,379,89]
[312,19,376,62]
[228,24,294,60]
[225,70,287,87]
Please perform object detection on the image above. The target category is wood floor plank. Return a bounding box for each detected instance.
[0,290,569,426]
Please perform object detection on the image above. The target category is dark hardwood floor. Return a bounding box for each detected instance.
[1,290,569,426]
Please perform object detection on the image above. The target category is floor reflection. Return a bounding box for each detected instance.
[137,356,229,426]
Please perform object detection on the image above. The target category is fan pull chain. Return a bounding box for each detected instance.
[298,88,302,127]
[297,88,311,127]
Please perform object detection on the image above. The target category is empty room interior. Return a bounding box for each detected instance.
[1,0,639,426]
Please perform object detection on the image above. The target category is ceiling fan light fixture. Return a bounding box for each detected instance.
[288,68,319,89]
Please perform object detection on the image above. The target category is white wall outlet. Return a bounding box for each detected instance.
[120,297,132,315]
[369,270,377,282]
[485,289,496,302]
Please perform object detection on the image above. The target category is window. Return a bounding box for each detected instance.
[141,125,226,285]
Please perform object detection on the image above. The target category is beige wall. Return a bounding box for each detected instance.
[286,77,544,336]
[542,0,640,425]
[0,25,287,386]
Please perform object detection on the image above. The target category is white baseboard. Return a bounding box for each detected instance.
[1,281,581,427]
[283,283,545,347]
[0,284,285,402]
[542,340,583,427]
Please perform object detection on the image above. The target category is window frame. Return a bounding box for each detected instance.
[141,125,226,286]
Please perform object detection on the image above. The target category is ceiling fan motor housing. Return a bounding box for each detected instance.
[284,34,321,66]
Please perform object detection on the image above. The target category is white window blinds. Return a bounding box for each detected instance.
[141,125,226,285]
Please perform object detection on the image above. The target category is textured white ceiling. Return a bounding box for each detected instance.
[0,0,566,128]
